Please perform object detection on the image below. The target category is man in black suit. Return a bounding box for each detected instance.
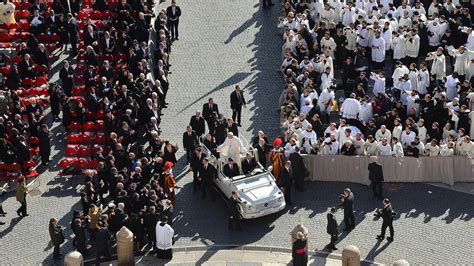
[228,191,242,230]
[34,44,49,68]
[202,98,219,135]
[182,125,198,164]
[67,13,79,56]
[326,207,338,251]
[166,0,181,40]
[278,161,293,205]
[368,156,384,199]
[85,88,100,113]
[190,147,206,192]
[376,198,394,242]
[230,85,246,126]
[18,54,35,79]
[223,158,240,178]
[143,206,160,250]
[199,158,217,200]
[189,111,205,138]
[99,31,115,54]
[59,60,74,96]
[241,153,257,175]
[38,124,51,166]
[289,147,307,192]
[339,188,355,231]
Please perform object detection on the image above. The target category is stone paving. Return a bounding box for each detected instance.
[1,0,473,265]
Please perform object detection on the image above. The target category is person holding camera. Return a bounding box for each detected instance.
[338,188,355,231]
[49,218,65,259]
[376,198,395,242]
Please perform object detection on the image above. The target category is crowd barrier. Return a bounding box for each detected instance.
[302,155,474,186]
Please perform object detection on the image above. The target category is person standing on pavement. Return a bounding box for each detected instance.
[228,191,242,231]
[339,188,355,231]
[376,198,395,242]
[95,221,112,262]
[49,218,65,259]
[16,176,29,217]
[156,216,174,259]
[199,158,217,200]
[292,232,308,266]
[189,111,205,138]
[202,98,219,135]
[166,0,181,41]
[326,207,338,251]
[278,161,294,205]
[182,125,198,164]
[289,147,307,192]
[261,0,274,9]
[38,124,52,166]
[368,156,384,199]
[190,147,206,193]
[230,85,246,126]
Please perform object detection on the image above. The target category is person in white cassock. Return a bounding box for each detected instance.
[401,126,416,147]
[392,61,409,92]
[371,30,386,70]
[391,137,404,157]
[370,71,386,95]
[318,85,335,114]
[340,93,361,120]
[426,47,446,80]
[448,46,474,81]
[391,32,406,62]
[320,67,334,91]
[424,139,440,156]
[375,125,392,142]
[377,138,392,156]
[218,132,244,167]
[417,63,429,95]
[445,73,459,101]
[398,74,412,106]
[155,216,174,259]
[341,2,356,27]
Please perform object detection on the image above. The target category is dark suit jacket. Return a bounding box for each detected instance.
[340,193,354,214]
[278,167,293,189]
[227,122,238,136]
[228,196,240,217]
[242,158,257,174]
[99,37,115,54]
[182,131,198,150]
[368,162,384,182]
[379,204,394,223]
[289,152,306,178]
[199,164,217,184]
[83,31,99,47]
[38,130,51,153]
[166,5,181,21]
[189,115,205,136]
[59,66,74,91]
[190,152,206,172]
[202,103,219,121]
[230,90,246,109]
[223,163,240,178]
[327,213,338,235]
[34,49,49,67]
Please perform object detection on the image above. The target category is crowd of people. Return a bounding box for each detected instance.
[276,0,474,158]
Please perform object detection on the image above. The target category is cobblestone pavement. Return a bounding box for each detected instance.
[1,0,473,265]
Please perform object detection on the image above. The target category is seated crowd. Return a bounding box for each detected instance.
[276,0,474,158]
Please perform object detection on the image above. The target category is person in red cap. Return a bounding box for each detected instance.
[269,138,284,181]
[163,162,177,206]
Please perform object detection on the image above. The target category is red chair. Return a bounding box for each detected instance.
[78,146,91,157]
[96,110,104,119]
[68,122,82,131]
[8,163,22,172]
[0,33,11,41]
[0,23,6,30]
[94,134,107,144]
[33,76,48,86]
[28,137,39,146]
[80,135,92,144]
[0,66,9,75]
[73,76,85,85]
[95,120,105,131]
[65,146,78,156]
[29,147,39,157]
[23,160,36,169]
[66,134,80,144]
[72,87,85,95]
[21,78,33,87]
[71,96,86,105]
[77,11,89,20]
[24,169,38,178]
[7,23,20,32]
[0,162,8,172]
[94,20,105,30]
[90,10,102,20]
[18,10,31,19]
[89,158,98,168]
[82,0,93,7]
[75,158,90,168]
[34,64,48,73]
[59,157,77,168]
[74,64,88,74]
[83,121,95,132]
[20,22,29,31]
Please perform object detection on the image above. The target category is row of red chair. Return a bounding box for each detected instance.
[58,157,99,169]
[0,161,38,180]
[67,134,108,145]
[68,121,106,132]
[77,10,117,20]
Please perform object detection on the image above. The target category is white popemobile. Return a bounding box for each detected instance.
[201,136,286,219]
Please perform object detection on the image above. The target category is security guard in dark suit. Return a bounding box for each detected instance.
[223,158,240,178]
[326,207,338,251]
[376,198,394,242]
[190,147,206,192]
[198,158,217,200]
[368,156,384,199]
[339,188,355,231]
[228,191,242,230]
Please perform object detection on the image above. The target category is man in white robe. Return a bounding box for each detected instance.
[218,132,244,166]
[340,93,361,120]
[371,30,386,70]
[445,73,459,101]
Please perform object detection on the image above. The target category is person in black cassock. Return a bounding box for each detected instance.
[368,156,384,199]
[326,207,338,251]
[38,124,51,166]
[289,147,307,192]
[278,160,294,205]
[339,188,355,231]
[292,232,308,266]
[228,191,241,231]
[376,198,395,242]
